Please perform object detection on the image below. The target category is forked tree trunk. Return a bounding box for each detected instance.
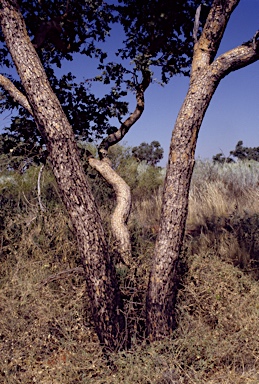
[0,0,125,350]
[147,0,259,340]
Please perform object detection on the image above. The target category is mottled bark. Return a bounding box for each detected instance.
[0,0,126,350]
[0,74,32,114]
[147,0,259,340]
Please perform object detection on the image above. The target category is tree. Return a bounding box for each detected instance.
[213,140,259,163]
[0,0,206,350]
[132,141,164,166]
[0,0,126,351]
[0,0,258,349]
[146,0,259,340]
[230,140,259,162]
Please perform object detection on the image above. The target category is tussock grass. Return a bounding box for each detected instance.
[1,160,259,383]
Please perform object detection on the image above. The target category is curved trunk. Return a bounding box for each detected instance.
[0,0,125,350]
[89,157,132,266]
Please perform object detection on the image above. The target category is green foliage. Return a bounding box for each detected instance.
[117,0,212,82]
[132,140,164,166]
[213,140,259,163]
[0,0,212,166]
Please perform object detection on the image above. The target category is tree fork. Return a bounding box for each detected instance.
[0,0,126,350]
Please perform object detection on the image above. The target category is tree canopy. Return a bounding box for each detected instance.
[132,141,164,166]
[0,0,212,167]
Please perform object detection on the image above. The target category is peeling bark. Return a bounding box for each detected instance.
[0,0,126,350]
[147,0,259,341]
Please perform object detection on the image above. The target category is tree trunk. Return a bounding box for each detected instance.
[146,0,259,341]
[146,70,219,340]
[0,0,126,350]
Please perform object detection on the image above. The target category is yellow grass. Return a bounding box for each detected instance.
[1,160,259,383]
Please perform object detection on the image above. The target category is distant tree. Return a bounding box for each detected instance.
[213,141,259,163]
[212,152,234,164]
[132,141,164,166]
[230,140,259,162]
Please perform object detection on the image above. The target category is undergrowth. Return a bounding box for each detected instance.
[0,159,259,383]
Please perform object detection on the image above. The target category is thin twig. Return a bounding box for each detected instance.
[37,164,46,212]
[193,4,201,43]
[38,266,84,287]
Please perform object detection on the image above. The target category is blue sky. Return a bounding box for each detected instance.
[58,0,259,164]
[1,0,259,165]
[121,0,259,164]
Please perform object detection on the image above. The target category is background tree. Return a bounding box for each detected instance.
[213,140,259,163]
[132,141,164,166]
[230,140,259,162]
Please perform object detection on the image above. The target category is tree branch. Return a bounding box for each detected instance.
[193,4,201,44]
[38,266,84,287]
[192,0,240,72]
[212,36,259,79]
[253,30,259,50]
[98,69,151,159]
[90,71,152,266]
[37,164,46,212]
[0,74,33,115]
[88,156,132,266]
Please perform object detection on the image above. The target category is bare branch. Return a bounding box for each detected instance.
[193,4,201,43]
[212,38,259,79]
[38,266,84,287]
[37,165,46,212]
[90,70,151,266]
[98,69,151,159]
[253,30,259,50]
[0,74,33,114]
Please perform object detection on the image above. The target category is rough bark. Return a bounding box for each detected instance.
[0,0,126,350]
[147,0,259,340]
[0,74,32,114]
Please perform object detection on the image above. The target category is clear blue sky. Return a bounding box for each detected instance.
[1,0,258,165]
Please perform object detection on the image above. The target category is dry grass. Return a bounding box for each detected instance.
[1,160,259,383]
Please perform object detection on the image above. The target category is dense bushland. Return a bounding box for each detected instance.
[0,152,259,383]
